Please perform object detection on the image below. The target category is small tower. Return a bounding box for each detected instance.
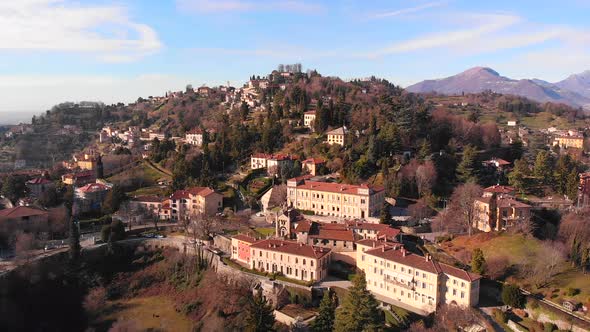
[96,154,104,179]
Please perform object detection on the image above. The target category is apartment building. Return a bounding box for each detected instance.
[185,128,213,147]
[326,127,346,146]
[249,239,332,282]
[75,182,111,213]
[303,111,316,129]
[292,220,355,252]
[473,194,532,232]
[130,195,163,216]
[163,187,223,220]
[357,240,480,314]
[250,153,297,174]
[26,178,54,198]
[287,177,385,219]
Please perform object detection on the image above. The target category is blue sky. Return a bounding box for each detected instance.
[1,0,589,113]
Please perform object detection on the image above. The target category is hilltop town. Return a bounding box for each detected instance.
[1,65,590,332]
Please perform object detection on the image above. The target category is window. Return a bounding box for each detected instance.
[362,255,365,261]
[453,289,457,296]
[311,260,314,267]
[461,282,465,288]
[303,259,306,266]
[453,279,457,285]
[461,291,465,299]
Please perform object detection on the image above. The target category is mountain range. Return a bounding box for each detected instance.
[406,67,590,112]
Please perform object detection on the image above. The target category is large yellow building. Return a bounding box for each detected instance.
[553,135,584,149]
[249,239,332,282]
[357,240,481,314]
[286,177,385,219]
[473,194,532,232]
[160,187,223,220]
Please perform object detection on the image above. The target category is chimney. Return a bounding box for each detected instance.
[382,246,385,252]
[402,249,407,257]
[425,254,430,262]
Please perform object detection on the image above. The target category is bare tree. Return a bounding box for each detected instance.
[446,182,483,236]
[14,231,35,263]
[415,161,437,197]
[525,241,566,288]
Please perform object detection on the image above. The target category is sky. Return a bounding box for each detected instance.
[1,0,590,115]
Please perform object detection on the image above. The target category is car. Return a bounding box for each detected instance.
[255,212,265,217]
[44,244,57,251]
[155,234,165,239]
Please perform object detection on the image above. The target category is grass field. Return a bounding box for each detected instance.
[98,296,193,331]
[127,185,168,197]
[254,227,275,237]
[108,161,171,186]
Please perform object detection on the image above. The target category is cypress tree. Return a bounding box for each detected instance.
[471,248,486,275]
[245,289,275,332]
[312,290,337,332]
[68,202,81,263]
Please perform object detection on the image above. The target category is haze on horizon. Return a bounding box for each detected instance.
[1,0,589,116]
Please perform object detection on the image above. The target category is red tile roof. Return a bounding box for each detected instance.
[484,185,515,194]
[497,197,531,209]
[77,183,109,193]
[346,221,401,238]
[294,220,312,233]
[0,206,48,219]
[233,234,257,244]
[250,239,331,259]
[303,158,326,165]
[26,178,52,185]
[171,187,219,199]
[310,229,354,242]
[439,264,481,282]
[355,238,398,247]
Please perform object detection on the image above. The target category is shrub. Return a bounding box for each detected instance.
[502,283,525,308]
[492,308,508,323]
[564,287,579,296]
[543,322,557,332]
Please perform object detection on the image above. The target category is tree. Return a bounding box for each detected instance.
[533,150,553,185]
[68,214,81,263]
[508,159,530,194]
[446,182,483,236]
[334,271,383,332]
[102,185,125,215]
[415,161,437,197]
[245,288,275,332]
[566,170,579,202]
[379,203,392,225]
[1,176,25,203]
[100,219,125,243]
[456,145,478,183]
[501,283,524,308]
[311,290,337,332]
[471,248,486,274]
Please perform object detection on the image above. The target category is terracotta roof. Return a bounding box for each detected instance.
[233,234,257,244]
[77,183,109,193]
[304,111,316,115]
[484,185,515,194]
[27,178,52,185]
[294,220,312,233]
[171,187,219,199]
[439,264,481,282]
[497,197,531,209]
[310,229,354,242]
[252,153,297,161]
[355,238,398,247]
[327,127,346,136]
[365,246,442,274]
[0,206,48,219]
[62,170,95,180]
[250,239,331,259]
[133,195,162,203]
[288,180,384,195]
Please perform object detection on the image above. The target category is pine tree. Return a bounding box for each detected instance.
[311,290,337,332]
[471,248,486,274]
[508,159,530,194]
[566,170,579,202]
[334,271,383,332]
[418,140,432,160]
[245,289,275,332]
[533,150,553,185]
[457,145,478,183]
[68,203,81,263]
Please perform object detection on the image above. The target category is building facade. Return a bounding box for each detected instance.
[302,158,326,176]
[303,111,316,129]
[249,239,332,282]
[26,178,54,198]
[231,234,257,265]
[326,127,346,146]
[166,187,223,220]
[287,178,385,219]
[357,240,480,314]
[473,195,532,232]
[553,135,584,149]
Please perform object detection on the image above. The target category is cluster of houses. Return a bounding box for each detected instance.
[230,208,480,314]
[473,185,532,232]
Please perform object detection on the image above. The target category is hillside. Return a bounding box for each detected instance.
[407,67,590,111]
[556,70,590,99]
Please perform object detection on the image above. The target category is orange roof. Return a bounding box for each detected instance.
[483,185,515,194]
[133,195,162,203]
[310,229,354,242]
[27,178,52,185]
[250,239,331,259]
[0,206,48,219]
[77,183,109,193]
[303,158,326,165]
[233,234,257,243]
[171,187,219,199]
[497,197,531,209]
[288,180,384,195]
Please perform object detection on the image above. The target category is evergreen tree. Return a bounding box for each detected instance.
[471,248,486,274]
[533,150,553,185]
[334,271,383,332]
[418,140,432,160]
[457,145,478,183]
[554,155,574,195]
[311,290,337,332]
[566,169,579,201]
[508,159,530,194]
[245,289,275,332]
[68,203,81,263]
[379,203,392,225]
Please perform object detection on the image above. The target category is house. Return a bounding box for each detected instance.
[166,187,223,220]
[249,239,332,282]
[507,120,517,127]
[75,182,111,213]
[345,220,401,241]
[0,206,49,226]
[185,128,208,147]
[231,234,258,265]
[61,170,96,186]
[302,158,326,176]
[292,220,355,252]
[326,127,347,146]
[482,158,511,171]
[250,153,297,175]
[197,86,212,96]
[73,153,99,170]
[357,240,480,314]
[130,195,163,216]
[473,195,532,232]
[26,178,54,198]
[303,111,316,129]
[483,185,516,197]
[287,177,385,219]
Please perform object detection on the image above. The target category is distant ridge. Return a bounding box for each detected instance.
[407,67,590,112]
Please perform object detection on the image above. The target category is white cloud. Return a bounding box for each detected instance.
[0,1,161,62]
[176,0,322,14]
[0,74,192,112]
[369,1,447,19]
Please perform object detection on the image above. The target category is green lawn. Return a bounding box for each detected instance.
[128,186,168,197]
[254,227,275,237]
[108,161,171,187]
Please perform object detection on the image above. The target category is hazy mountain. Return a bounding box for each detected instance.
[0,111,37,125]
[407,67,590,111]
[556,70,590,99]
